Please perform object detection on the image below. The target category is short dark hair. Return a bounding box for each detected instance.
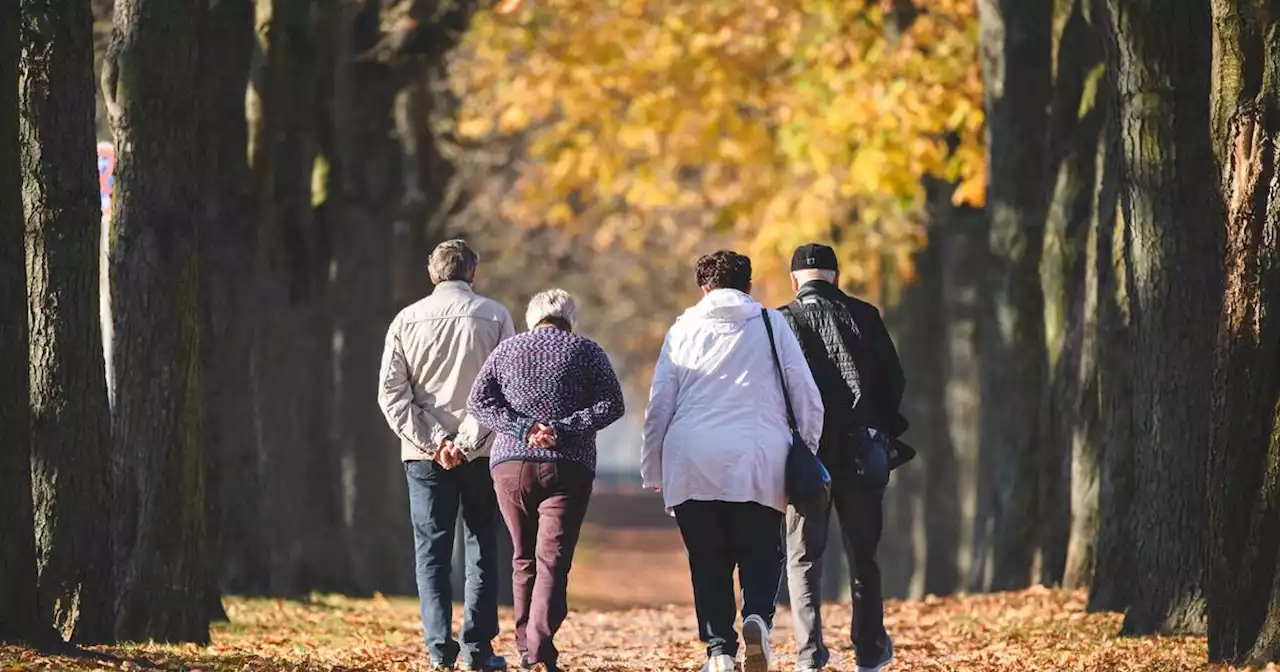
[695,250,752,292]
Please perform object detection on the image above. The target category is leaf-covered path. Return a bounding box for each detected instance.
[1,588,1213,671]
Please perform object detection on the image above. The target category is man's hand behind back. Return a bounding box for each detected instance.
[435,439,463,470]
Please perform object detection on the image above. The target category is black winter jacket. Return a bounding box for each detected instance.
[780,281,909,446]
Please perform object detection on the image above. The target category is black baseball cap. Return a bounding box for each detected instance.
[791,243,839,272]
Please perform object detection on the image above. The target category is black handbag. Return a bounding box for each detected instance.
[761,308,831,518]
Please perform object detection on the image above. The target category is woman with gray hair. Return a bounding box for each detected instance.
[466,289,625,672]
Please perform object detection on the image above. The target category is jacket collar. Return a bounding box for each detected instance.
[433,280,475,295]
[796,279,844,301]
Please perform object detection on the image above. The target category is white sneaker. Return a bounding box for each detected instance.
[741,615,772,672]
[704,654,738,672]
[856,637,894,672]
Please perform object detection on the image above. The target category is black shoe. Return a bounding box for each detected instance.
[461,655,509,671]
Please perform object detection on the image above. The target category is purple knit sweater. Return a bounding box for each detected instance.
[466,327,625,471]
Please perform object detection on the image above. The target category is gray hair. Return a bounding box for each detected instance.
[429,239,479,283]
[791,269,837,284]
[526,289,577,330]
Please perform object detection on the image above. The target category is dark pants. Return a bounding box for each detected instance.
[674,500,784,659]
[785,469,887,669]
[492,459,594,669]
[405,458,501,667]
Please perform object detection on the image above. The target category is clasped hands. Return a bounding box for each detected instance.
[434,423,557,470]
[528,423,557,449]
[433,438,465,470]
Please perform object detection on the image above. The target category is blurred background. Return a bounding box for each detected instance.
[82,0,987,607]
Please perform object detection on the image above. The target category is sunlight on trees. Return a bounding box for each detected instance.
[450,0,981,302]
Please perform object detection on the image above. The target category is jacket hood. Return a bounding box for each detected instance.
[679,289,763,329]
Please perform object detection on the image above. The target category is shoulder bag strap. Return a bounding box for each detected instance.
[761,308,799,432]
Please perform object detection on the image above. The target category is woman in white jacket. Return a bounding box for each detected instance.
[642,250,824,672]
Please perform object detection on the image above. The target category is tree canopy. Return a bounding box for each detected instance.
[450,0,982,301]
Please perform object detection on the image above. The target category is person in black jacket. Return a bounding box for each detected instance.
[779,243,906,672]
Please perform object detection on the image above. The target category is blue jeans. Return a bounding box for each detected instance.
[405,458,501,667]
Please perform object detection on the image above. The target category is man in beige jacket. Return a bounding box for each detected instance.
[378,240,514,671]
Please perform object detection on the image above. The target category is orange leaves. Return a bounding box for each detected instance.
[0,588,1223,670]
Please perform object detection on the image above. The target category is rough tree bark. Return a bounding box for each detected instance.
[197,0,255,616]
[1085,93,1135,610]
[1034,0,1105,586]
[19,0,115,643]
[102,0,212,643]
[1103,0,1219,636]
[1205,0,1280,664]
[0,0,48,644]
[977,0,1053,591]
[1038,0,1104,587]
[1063,72,1118,592]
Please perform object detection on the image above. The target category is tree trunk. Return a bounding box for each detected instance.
[1037,0,1105,587]
[1205,1,1280,663]
[934,205,988,597]
[1103,0,1219,636]
[102,0,211,643]
[1062,78,1116,590]
[977,0,1053,591]
[880,265,923,598]
[890,189,954,598]
[885,178,987,598]
[0,0,48,644]
[19,0,115,643]
[197,0,254,617]
[1085,94,1135,610]
[246,0,331,596]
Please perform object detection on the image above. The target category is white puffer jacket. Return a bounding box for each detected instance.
[640,289,824,513]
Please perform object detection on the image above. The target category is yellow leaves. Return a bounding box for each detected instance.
[451,0,984,291]
[953,172,987,207]
[494,0,524,14]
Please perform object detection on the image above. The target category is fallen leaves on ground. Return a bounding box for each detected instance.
[3,586,1262,671]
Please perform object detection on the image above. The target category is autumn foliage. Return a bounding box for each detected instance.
[0,588,1216,671]
[450,0,982,301]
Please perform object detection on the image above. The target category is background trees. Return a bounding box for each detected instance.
[974,0,1051,592]
[5,0,1280,664]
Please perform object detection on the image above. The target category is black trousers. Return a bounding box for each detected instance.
[839,482,887,664]
[674,500,784,659]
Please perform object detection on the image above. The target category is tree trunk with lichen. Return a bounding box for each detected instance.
[1205,0,1280,664]
[0,0,49,645]
[977,0,1052,592]
[102,0,211,643]
[19,0,115,643]
[1102,0,1219,637]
